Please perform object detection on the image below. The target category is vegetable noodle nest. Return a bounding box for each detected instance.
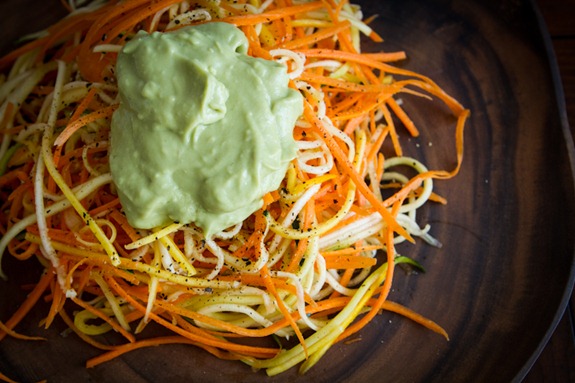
[0,0,469,378]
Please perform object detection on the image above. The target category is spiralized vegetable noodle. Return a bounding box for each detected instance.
[0,0,469,378]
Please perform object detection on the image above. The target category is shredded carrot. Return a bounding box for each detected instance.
[85,335,227,368]
[222,1,324,26]
[0,0,469,379]
[0,320,45,341]
[0,271,52,342]
[260,265,308,356]
[303,101,414,242]
[323,254,377,269]
[54,105,118,147]
[104,276,280,357]
[387,97,419,137]
[280,21,351,50]
[0,370,19,383]
[380,300,449,340]
[44,277,65,328]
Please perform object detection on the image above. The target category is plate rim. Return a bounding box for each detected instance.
[514,1,575,381]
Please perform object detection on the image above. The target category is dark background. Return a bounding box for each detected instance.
[527,0,575,382]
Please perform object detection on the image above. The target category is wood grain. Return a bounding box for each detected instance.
[0,1,574,382]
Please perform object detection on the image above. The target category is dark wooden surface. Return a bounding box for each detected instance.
[525,1,575,382]
[0,1,572,382]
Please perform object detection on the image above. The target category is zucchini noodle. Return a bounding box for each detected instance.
[0,0,469,378]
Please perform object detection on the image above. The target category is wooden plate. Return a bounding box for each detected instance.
[1,0,574,382]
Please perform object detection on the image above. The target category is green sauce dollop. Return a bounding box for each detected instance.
[110,22,303,236]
